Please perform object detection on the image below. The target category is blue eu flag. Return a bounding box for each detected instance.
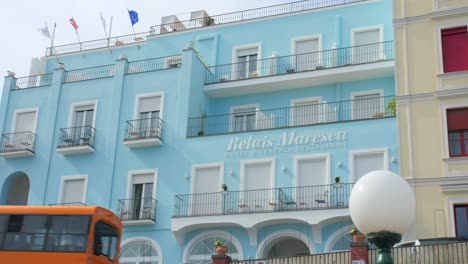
[128,9,139,26]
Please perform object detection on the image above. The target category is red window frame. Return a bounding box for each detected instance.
[448,130,468,157]
[454,204,468,238]
[441,26,468,73]
[447,108,468,157]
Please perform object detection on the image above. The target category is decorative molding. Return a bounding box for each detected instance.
[441,184,468,193]
[406,176,468,187]
[396,87,468,104]
[393,6,468,28]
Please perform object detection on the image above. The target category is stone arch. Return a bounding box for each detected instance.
[256,229,315,258]
[1,172,30,205]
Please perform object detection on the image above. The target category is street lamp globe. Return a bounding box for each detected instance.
[349,170,415,264]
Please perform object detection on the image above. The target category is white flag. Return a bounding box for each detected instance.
[39,25,50,39]
[100,12,107,32]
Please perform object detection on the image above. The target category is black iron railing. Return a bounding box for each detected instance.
[118,198,157,222]
[150,0,364,35]
[48,202,86,206]
[46,31,149,56]
[63,65,115,83]
[188,95,395,137]
[174,183,353,217]
[206,41,393,84]
[57,125,96,149]
[232,241,468,264]
[0,131,36,153]
[14,74,53,89]
[124,117,163,142]
[127,55,182,74]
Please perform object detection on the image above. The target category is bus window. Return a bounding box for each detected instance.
[48,215,90,252]
[93,221,119,261]
[3,215,48,251]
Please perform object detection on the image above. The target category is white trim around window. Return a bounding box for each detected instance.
[435,21,468,75]
[348,148,389,183]
[190,162,225,195]
[120,237,163,264]
[350,89,385,120]
[293,153,331,187]
[229,104,260,132]
[126,169,158,199]
[291,34,323,66]
[350,25,384,46]
[183,230,244,263]
[232,43,262,79]
[290,96,323,126]
[240,158,275,191]
[448,197,468,237]
[10,107,39,134]
[133,92,165,120]
[67,100,98,128]
[58,175,88,204]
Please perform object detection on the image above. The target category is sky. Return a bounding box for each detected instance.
[0,0,292,96]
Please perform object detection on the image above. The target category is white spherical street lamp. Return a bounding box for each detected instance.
[349,170,415,264]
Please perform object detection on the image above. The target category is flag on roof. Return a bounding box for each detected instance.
[39,25,50,38]
[69,17,79,30]
[128,9,139,26]
[100,12,107,30]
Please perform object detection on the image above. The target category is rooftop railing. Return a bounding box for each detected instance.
[0,131,36,153]
[174,183,353,217]
[205,41,393,84]
[57,125,96,149]
[14,74,53,90]
[63,65,115,83]
[187,95,395,137]
[124,117,164,142]
[127,55,182,74]
[118,198,157,222]
[150,0,364,35]
[48,202,86,206]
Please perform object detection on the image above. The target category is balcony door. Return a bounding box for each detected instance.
[294,37,320,71]
[191,165,222,216]
[291,97,322,126]
[72,106,94,144]
[234,46,259,79]
[131,174,154,220]
[351,91,383,119]
[137,96,161,138]
[454,204,468,239]
[353,27,382,64]
[295,156,328,206]
[242,160,273,210]
[352,152,385,182]
[231,107,257,133]
[8,110,37,148]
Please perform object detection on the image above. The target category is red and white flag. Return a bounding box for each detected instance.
[69,17,79,30]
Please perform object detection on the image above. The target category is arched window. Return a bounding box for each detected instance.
[184,231,242,264]
[120,239,161,264]
[330,234,353,252]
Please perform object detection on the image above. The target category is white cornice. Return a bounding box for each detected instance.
[441,184,468,193]
[394,6,468,28]
[396,87,468,104]
[406,176,468,187]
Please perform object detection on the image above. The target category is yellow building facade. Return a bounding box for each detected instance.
[394,0,468,239]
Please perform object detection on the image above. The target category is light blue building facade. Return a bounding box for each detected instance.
[0,0,396,263]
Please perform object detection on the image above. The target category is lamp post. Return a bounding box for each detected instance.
[349,170,415,264]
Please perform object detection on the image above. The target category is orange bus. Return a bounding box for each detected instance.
[0,206,122,264]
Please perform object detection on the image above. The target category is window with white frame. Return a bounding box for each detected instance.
[190,164,223,216]
[13,109,38,134]
[353,27,382,64]
[294,37,321,71]
[291,97,322,126]
[234,46,259,79]
[351,149,387,183]
[59,176,87,205]
[67,103,96,145]
[240,159,274,210]
[165,55,182,68]
[120,240,161,264]
[185,232,241,264]
[124,172,156,221]
[351,90,384,119]
[231,106,257,132]
[134,95,162,138]
[5,109,38,149]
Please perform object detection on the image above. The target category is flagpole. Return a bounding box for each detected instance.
[108,16,113,47]
[128,8,137,36]
[100,12,108,39]
[50,22,58,61]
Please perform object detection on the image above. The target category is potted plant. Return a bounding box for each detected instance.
[221,184,229,195]
[386,97,396,116]
[350,227,366,243]
[214,240,228,255]
[203,17,215,26]
[57,62,65,69]
[286,64,296,73]
[334,176,342,187]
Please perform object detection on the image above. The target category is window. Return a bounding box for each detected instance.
[134,95,162,139]
[165,55,182,68]
[59,176,86,204]
[129,173,155,220]
[0,214,90,252]
[351,149,387,183]
[294,37,320,71]
[352,27,382,64]
[186,235,240,264]
[447,108,468,157]
[67,103,96,145]
[442,26,468,73]
[13,109,38,134]
[4,109,38,150]
[351,90,384,119]
[190,164,223,216]
[291,97,321,126]
[93,221,119,261]
[120,240,160,264]
[454,204,468,239]
[235,47,259,79]
[231,106,257,132]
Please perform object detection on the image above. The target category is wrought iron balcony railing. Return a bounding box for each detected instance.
[174,183,353,217]
[57,125,96,149]
[150,0,364,35]
[205,41,393,84]
[0,131,36,153]
[63,65,115,83]
[188,95,395,137]
[48,202,86,206]
[14,74,53,90]
[118,198,157,222]
[127,55,182,74]
[124,117,163,142]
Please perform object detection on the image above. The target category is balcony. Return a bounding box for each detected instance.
[56,125,96,155]
[63,65,115,83]
[123,117,163,148]
[0,131,36,159]
[14,74,53,90]
[204,42,394,97]
[118,198,157,226]
[188,96,395,137]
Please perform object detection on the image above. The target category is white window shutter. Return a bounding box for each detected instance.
[140,96,161,113]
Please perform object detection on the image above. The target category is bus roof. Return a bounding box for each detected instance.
[0,206,111,215]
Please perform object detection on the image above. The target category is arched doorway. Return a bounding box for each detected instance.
[1,172,30,205]
[265,237,310,258]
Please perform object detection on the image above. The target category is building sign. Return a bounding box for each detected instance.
[226,131,347,158]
